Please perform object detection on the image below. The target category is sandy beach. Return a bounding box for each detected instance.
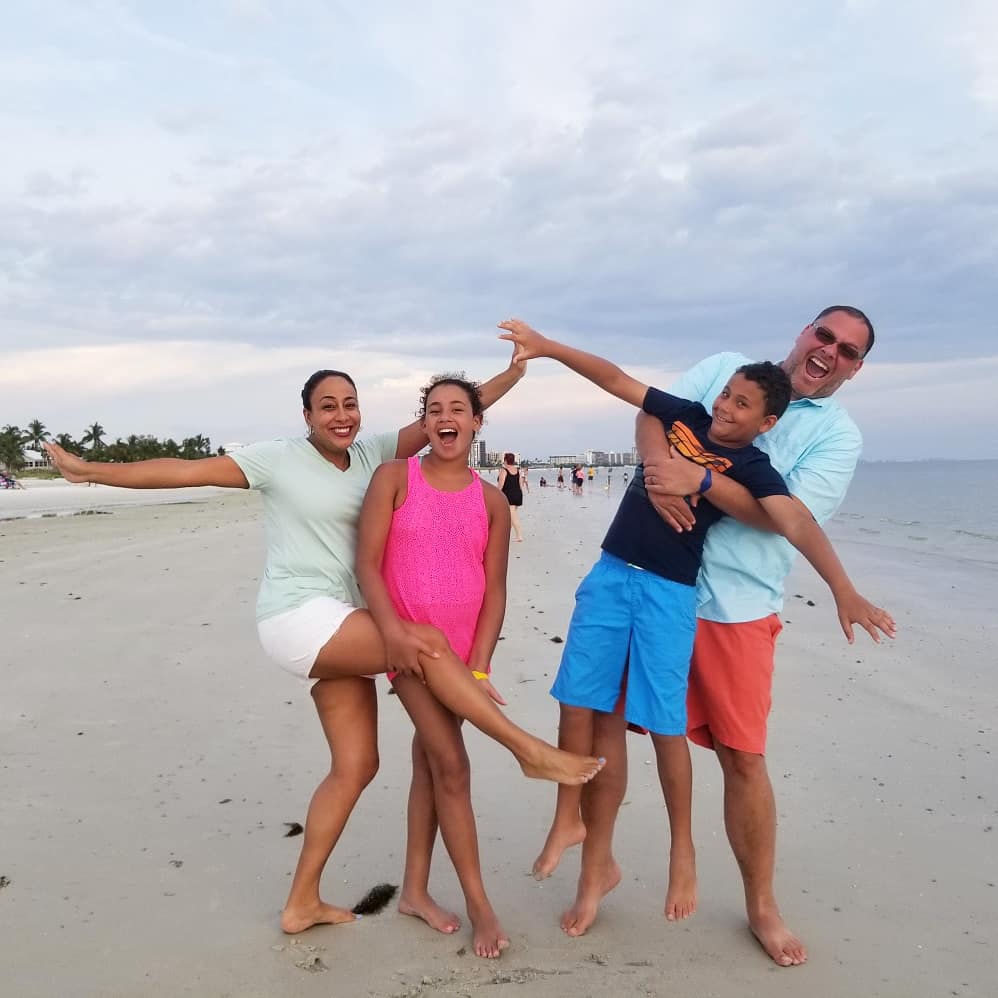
[2,482,995,998]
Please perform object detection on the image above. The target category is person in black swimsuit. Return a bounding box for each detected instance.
[498,451,525,541]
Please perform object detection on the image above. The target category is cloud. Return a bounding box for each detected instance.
[0,4,996,459]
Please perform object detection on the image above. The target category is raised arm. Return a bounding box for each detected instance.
[43,441,249,489]
[758,494,896,643]
[498,318,648,408]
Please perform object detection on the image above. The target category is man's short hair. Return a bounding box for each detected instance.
[814,305,875,356]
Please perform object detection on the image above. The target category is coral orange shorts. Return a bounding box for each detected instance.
[686,615,782,755]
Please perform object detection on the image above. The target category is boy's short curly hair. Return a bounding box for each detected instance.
[418,373,484,419]
[735,361,792,419]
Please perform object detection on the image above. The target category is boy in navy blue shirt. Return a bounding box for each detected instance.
[498,318,894,938]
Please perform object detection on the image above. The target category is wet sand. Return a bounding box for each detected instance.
[1,484,995,997]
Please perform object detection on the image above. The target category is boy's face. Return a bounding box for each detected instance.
[708,373,778,446]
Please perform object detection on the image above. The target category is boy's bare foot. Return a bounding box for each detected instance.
[518,740,605,785]
[281,901,357,934]
[664,841,697,921]
[398,892,461,934]
[749,904,807,966]
[532,818,586,880]
[468,901,510,959]
[560,860,621,937]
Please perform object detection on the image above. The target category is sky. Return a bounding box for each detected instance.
[2,0,997,461]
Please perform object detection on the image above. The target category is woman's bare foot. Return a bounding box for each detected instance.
[749,904,807,966]
[560,860,622,937]
[468,901,510,959]
[532,818,586,880]
[518,740,605,785]
[398,892,461,934]
[281,901,357,934]
[664,841,697,921]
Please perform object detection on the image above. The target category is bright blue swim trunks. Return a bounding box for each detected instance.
[550,551,697,735]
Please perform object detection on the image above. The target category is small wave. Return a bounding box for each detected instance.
[885,518,921,527]
[953,528,998,543]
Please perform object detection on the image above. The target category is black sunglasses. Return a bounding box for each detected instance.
[811,324,865,362]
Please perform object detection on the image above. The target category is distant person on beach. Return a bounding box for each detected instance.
[528,306,881,967]
[588,467,594,484]
[498,318,894,943]
[43,357,602,938]
[557,467,565,490]
[497,452,525,542]
[356,376,514,958]
[572,465,584,495]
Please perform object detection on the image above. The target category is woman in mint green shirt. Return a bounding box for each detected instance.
[44,359,602,937]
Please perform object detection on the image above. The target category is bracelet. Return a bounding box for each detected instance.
[698,468,713,494]
[471,671,489,681]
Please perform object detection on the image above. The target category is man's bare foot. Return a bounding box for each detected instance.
[664,841,697,921]
[532,818,586,880]
[749,905,807,966]
[281,901,357,934]
[560,860,622,937]
[398,892,461,934]
[518,740,605,785]
[468,901,510,959]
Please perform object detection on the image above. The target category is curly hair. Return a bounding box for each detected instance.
[418,373,484,419]
[735,361,792,419]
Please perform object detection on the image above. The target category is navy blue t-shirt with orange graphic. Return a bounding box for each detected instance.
[601,387,790,586]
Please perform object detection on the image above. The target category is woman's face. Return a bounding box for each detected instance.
[304,375,361,456]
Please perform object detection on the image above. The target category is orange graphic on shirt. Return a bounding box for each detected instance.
[667,421,733,473]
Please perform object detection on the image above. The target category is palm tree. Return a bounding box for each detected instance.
[81,422,107,452]
[0,425,26,472]
[54,432,81,456]
[24,419,50,450]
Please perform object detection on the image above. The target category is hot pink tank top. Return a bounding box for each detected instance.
[381,456,489,664]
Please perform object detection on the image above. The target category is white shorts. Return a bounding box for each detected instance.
[257,596,359,688]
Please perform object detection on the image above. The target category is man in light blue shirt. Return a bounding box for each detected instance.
[639,305,876,967]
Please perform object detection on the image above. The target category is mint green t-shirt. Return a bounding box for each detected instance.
[231,433,398,620]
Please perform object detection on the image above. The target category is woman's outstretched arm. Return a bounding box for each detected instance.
[43,442,249,489]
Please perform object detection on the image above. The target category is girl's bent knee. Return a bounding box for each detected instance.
[336,755,379,791]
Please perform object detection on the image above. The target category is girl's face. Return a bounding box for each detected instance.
[304,375,362,456]
[422,383,481,459]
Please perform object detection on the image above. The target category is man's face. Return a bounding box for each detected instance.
[781,310,869,399]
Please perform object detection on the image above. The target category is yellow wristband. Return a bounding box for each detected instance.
[471,671,489,681]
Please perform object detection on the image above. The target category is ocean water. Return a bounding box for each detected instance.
[830,460,998,568]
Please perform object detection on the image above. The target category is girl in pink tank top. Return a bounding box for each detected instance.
[357,376,513,959]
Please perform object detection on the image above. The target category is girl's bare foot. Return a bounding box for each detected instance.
[532,819,586,880]
[749,905,807,966]
[398,892,461,934]
[468,902,510,959]
[518,740,605,785]
[560,860,621,937]
[664,841,697,921]
[281,901,358,934]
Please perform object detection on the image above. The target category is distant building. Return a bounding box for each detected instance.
[21,449,49,469]
[471,439,488,467]
[549,453,584,466]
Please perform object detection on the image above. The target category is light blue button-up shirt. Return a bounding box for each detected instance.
[669,352,862,623]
